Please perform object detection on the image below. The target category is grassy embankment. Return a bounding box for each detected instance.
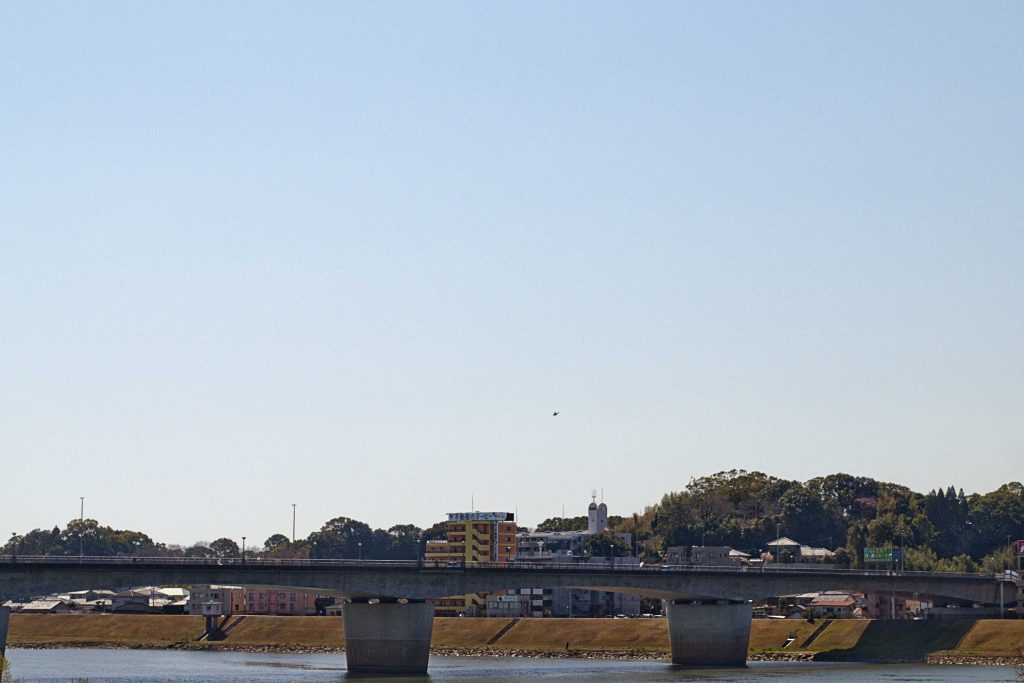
[8,614,1024,661]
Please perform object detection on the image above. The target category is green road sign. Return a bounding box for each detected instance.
[864,547,894,563]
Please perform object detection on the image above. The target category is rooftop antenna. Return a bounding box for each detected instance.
[591,489,597,504]
[601,487,604,504]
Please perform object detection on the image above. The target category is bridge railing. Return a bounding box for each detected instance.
[0,554,1005,582]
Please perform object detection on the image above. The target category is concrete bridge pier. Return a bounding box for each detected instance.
[665,600,752,667]
[341,599,434,674]
[0,604,10,656]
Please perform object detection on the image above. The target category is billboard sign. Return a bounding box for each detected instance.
[1016,540,1024,556]
[864,547,901,563]
[447,512,515,522]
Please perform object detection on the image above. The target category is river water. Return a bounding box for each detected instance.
[2,649,1020,683]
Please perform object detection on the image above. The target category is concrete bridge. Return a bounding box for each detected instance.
[1,556,1016,673]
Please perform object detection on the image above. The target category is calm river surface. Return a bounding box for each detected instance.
[3,649,1020,683]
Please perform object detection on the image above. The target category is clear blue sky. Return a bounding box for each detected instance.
[2,3,1021,547]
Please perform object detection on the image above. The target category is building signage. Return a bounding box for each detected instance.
[447,512,514,522]
[1016,540,1024,556]
[863,547,901,563]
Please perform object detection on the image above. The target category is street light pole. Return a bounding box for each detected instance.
[292,504,297,544]
[79,496,85,557]
[358,542,362,560]
[242,536,246,563]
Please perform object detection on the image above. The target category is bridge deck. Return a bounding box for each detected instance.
[0,556,1010,606]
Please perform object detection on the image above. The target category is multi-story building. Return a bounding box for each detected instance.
[500,573,642,618]
[424,511,517,616]
[187,585,318,616]
[486,591,538,618]
[424,511,517,564]
[187,585,242,616]
[240,588,318,615]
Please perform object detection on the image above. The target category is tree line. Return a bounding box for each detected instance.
[0,517,444,562]
[632,470,1023,572]
[3,470,1021,572]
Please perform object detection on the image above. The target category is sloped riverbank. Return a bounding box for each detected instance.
[7,614,1023,664]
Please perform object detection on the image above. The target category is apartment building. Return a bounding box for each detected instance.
[424,511,516,616]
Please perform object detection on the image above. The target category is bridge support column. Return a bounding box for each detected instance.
[0,604,10,656]
[665,600,751,667]
[342,600,433,674]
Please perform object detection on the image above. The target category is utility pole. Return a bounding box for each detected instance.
[633,513,640,559]
[292,504,297,544]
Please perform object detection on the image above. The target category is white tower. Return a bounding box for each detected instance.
[587,491,599,534]
[597,502,608,532]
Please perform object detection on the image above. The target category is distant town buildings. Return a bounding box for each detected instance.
[508,497,641,618]
[3,586,189,615]
[765,537,836,564]
[665,545,749,566]
[498,565,642,618]
[422,499,645,617]
[516,497,632,561]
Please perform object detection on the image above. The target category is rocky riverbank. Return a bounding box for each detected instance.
[748,651,816,662]
[9,641,338,654]
[431,647,669,660]
[11,641,1024,666]
[926,653,1024,666]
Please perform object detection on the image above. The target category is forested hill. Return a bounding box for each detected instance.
[3,470,1022,573]
[639,470,1022,572]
